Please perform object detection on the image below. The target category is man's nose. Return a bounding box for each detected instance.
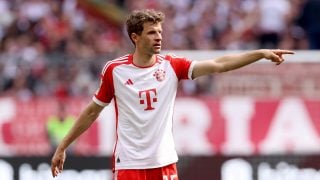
[156,32,162,40]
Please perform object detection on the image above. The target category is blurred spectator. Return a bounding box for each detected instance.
[278,0,308,50]
[298,0,320,49]
[46,102,75,153]
[0,0,14,41]
[257,0,290,48]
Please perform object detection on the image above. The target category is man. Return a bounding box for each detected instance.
[51,9,294,180]
[46,103,75,153]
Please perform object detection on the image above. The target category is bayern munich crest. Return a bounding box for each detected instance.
[153,69,166,82]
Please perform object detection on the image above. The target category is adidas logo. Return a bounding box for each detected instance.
[125,79,133,85]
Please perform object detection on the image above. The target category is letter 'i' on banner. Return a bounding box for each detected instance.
[221,97,254,154]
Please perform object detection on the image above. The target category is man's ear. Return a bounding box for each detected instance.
[131,33,138,44]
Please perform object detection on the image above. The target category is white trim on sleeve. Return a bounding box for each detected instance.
[92,96,109,107]
[188,60,197,80]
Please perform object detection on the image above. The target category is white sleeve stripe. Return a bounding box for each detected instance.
[101,55,130,75]
[102,59,128,75]
[92,96,109,107]
[188,61,197,80]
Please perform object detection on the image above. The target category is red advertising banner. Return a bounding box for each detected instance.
[0,96,320,156]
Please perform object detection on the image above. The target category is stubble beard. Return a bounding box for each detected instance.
[153,46,161,54]
[148,47,161,55]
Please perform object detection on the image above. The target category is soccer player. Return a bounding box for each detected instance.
[51,9,294,180]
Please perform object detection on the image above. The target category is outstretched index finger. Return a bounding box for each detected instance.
[273,49,295,55]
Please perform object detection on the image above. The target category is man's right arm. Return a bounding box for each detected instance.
[51,101,104,177]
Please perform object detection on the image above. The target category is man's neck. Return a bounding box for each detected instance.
[132,51,156,67]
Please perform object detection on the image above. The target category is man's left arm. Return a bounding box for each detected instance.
[192,49,294,79]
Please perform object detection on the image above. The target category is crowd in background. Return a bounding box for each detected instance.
[0,0,319,99]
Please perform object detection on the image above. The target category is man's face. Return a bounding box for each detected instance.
[135,22,162,55]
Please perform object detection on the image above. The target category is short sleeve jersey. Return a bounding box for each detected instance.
[93,54,196,170]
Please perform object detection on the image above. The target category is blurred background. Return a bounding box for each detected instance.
[0,0,320,179]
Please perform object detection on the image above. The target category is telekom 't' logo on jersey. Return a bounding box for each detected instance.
[139,88,157,110]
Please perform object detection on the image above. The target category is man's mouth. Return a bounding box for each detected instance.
[154,44,161,48]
